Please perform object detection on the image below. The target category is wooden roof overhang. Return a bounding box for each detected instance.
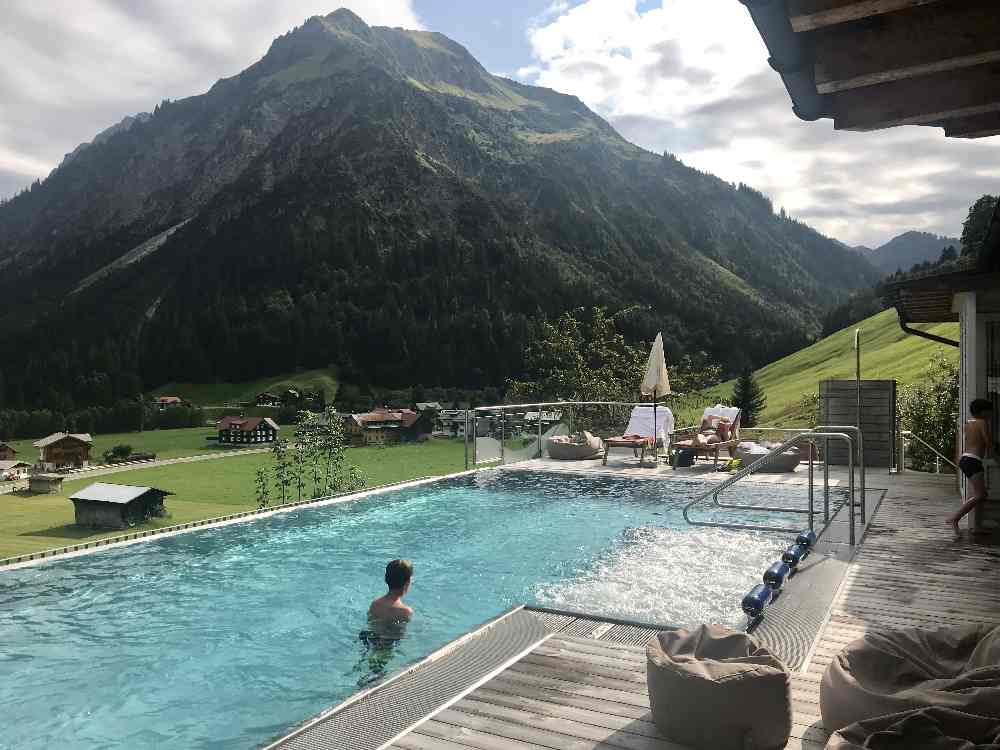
[740,0,1000,138]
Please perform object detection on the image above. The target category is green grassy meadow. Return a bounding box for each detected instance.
[6,426,235,462]
[151,368,339,405]
[715,308,959,425]
[0,439,466,559]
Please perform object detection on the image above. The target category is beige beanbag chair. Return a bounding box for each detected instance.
[820,624,1000,732]
[828,706,1000,749]
[546,431,603,460]
[646,624,792,750]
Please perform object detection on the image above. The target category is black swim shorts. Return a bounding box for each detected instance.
[959,455,984,478]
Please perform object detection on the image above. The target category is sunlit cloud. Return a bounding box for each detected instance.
[520,0,1000,247]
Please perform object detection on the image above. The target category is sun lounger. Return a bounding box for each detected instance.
[603,405,673,466]
[671,405,742,469]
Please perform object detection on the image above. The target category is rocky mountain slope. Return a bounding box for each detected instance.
[0,9,880,409]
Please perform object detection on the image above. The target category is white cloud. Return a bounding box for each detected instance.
[521,0,1000,247]
[0,1,421,191]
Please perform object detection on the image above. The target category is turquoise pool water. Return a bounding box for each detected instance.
[1,470,808,749]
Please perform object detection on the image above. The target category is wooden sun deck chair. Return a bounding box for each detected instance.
[670,405,742,469]
[602,405,673,466]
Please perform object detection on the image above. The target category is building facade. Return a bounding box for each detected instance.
[0,443,16,461]
[217,416,280,444]
[33,433,93,470]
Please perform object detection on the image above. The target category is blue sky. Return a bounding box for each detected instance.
[2,0,999,247]
[412,0,542,76]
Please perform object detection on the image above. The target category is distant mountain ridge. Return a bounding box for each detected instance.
[862,230,959,274]
[0,9,879,410]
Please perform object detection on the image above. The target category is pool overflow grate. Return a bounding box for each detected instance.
[264,608,547,750]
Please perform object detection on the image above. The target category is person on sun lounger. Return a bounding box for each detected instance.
[690,415,732,446]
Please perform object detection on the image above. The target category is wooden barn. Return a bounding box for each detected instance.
[217,416,280,444]
[69,482,172,529]
[33,432,93,470]
[0,442,16,461]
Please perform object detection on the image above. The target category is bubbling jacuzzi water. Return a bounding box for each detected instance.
[0,469,806,750]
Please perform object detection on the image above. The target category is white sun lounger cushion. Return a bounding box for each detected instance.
[624,405,673,444]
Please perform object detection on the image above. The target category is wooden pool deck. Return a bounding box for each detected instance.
[387,469,999,750]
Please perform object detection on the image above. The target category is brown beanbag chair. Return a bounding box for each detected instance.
[546,432,603,460]
[828,706,1000,749]
[646,624,791,750]
[820,624,1000,732]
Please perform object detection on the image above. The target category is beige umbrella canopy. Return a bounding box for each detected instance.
[640,333,670,459]
[641,332,671,398]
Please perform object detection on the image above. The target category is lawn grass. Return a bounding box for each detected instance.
[151,368,338,405]
[0,439,466,559]
[715,308,959,425]
[6,426,237,463]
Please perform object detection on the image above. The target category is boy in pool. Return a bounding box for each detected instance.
[948,399,995,537]
[356,559,413,685]
[369,559,414,625]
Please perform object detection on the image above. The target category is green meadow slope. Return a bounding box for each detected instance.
[717,308,959,425]
[151,369,338,405]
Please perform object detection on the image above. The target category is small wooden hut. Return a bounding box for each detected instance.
[69,482,172,529]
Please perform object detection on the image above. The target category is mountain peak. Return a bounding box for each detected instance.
[322,8,371,36]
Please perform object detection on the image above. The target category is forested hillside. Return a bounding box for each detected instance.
[0,9,879,412]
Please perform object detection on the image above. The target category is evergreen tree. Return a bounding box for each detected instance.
[732,367,767,428]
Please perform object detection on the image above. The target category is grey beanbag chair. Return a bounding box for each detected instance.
[827,706,1000,749]
[820,624,1000,732]
[646,624,792,750]
[734,443,802,473]
[546,432,603,460]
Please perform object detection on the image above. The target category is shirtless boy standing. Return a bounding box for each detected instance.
[948,399,995,537]
[368,559,413,626]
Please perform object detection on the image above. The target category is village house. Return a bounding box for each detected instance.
[155,395,184,410]
[0,460,31,481]
[0,442,16,461]
[255,392,282,408]
[217,416,280,445]
[33,432,93,470]
[344,407,433,447]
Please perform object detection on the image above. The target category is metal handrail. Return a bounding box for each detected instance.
[815,424,866,524]
[683,431,858,544]
[900,429,958,473]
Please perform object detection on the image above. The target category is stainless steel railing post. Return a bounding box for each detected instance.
[500,410,506,465]
[823,437,830,523]
[537,409,543,459]
[464,410,469,470]
[808,443,815,532]
[848,438,856,546]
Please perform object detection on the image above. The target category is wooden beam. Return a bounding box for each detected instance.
[810,1,1000,94]
[788,0,945,33]
[830,62,1000,130]
[940,112,1000,138]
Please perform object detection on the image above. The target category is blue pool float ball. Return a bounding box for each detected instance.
[741,583,772,619]
[763,561,791,590]
[796,530,817,550]
[781,544,805,568]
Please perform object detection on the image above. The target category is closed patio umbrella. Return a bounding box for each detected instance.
[640,333,671,458]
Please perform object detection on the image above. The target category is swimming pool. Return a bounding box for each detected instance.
[1,469,809,749]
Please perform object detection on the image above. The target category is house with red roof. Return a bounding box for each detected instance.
[344,407,432,447]
[216,416,280,445]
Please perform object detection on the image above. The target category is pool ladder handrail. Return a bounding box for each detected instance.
[682,430,859,545]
